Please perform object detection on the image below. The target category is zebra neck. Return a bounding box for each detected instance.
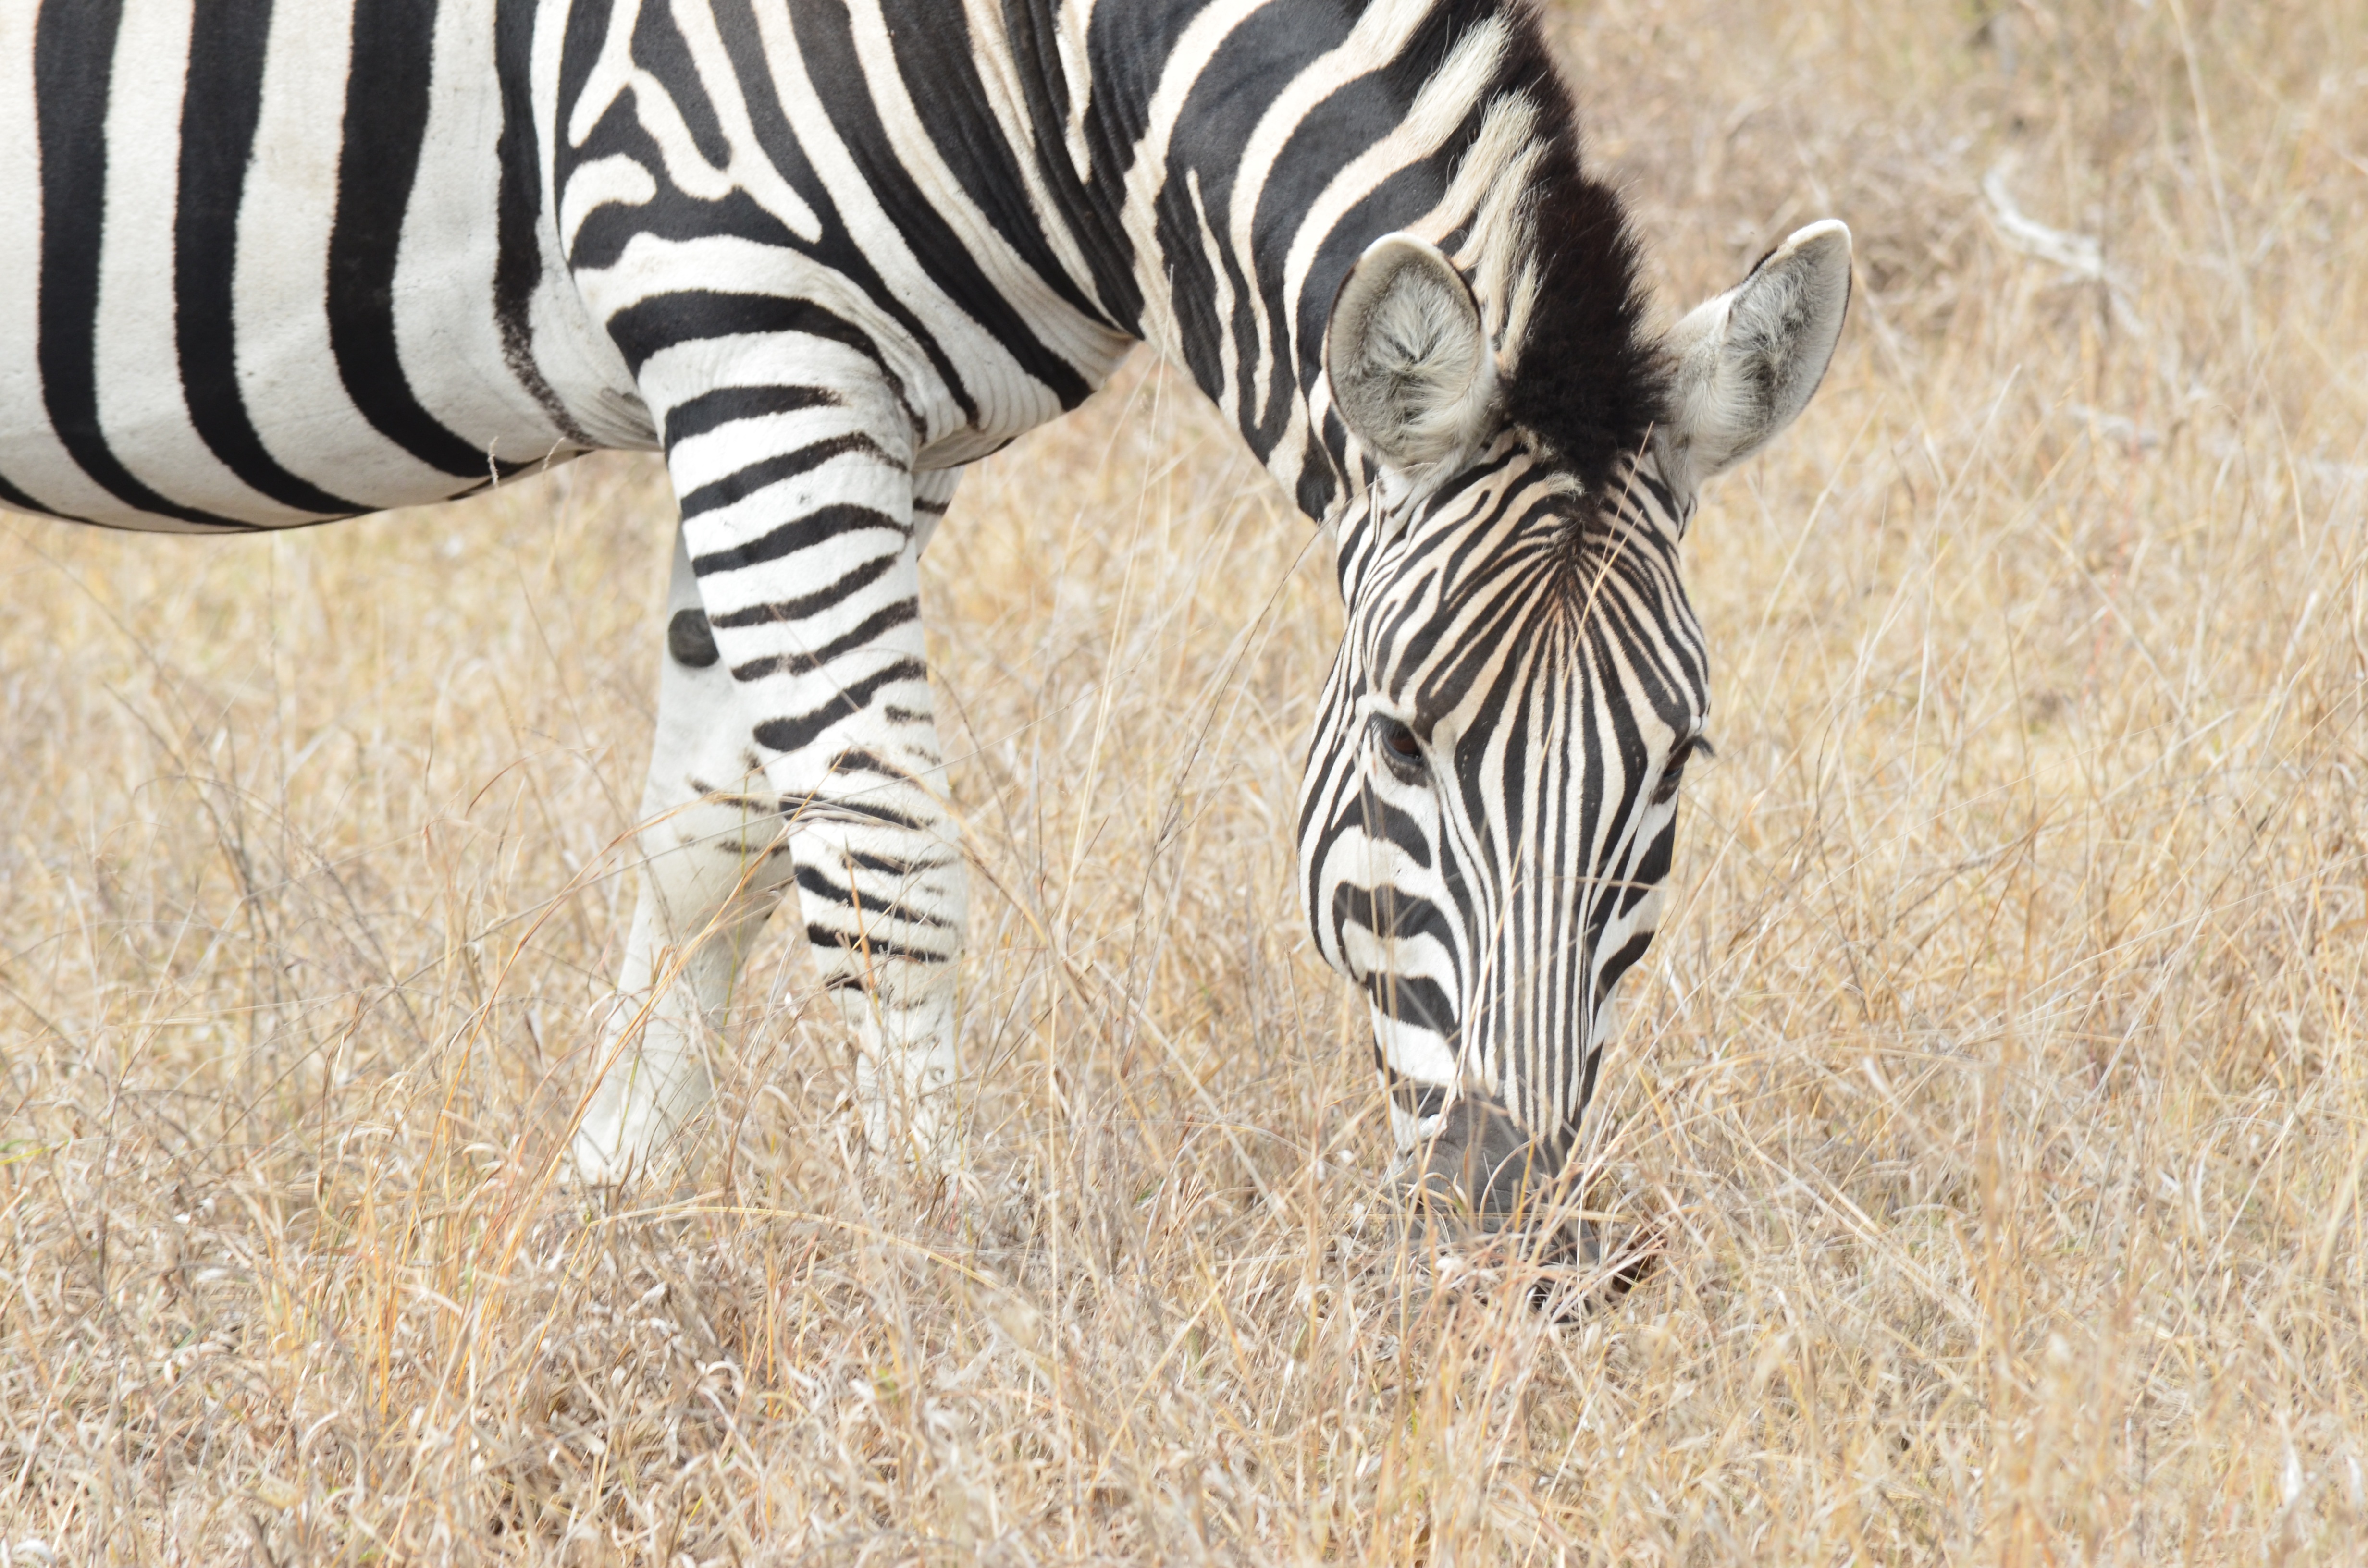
[1088,0,1528,527]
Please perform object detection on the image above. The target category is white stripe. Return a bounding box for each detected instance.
[1117,0,1263,355]
[845,0,1127,380]
[232,0,460,505]
[95,0,319,524]
[0,5,130,523]
[395,0,576,463]
[525,0,654,448]
[1226,0,1458,436]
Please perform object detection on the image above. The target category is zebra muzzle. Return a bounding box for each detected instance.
[1406,1093,1574,1243]
[1403,1095,1664,1310]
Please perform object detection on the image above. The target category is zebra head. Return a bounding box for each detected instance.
[1300,220,1852,1225]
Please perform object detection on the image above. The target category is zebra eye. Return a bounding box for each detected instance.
[1373,717,1426,774]
[1651,733,1712,805]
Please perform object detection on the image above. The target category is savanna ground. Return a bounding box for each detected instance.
[5,0,2367,1561]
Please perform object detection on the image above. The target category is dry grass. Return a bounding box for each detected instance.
[4,1,2367,1560]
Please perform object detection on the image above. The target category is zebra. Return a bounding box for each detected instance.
[0,0,1849,1220]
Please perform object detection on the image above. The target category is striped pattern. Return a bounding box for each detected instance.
[1299,445,1706,1160]
[0,0,1796,1188]
[0,0,624,531]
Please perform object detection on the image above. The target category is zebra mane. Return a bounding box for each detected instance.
[1479,4,1668,506]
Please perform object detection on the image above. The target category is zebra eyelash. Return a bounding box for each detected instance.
[1650,732,1714,805]
[1370,716,1429,781]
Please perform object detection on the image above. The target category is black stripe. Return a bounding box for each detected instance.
[556,0,611,125]
[690,502,903,576]
[793,867,955,929]
[630,0,730,165]
[987,0,1142,331]
[664,384,841,450]
[1363,969,1458,1037]
[677,434,892,518]
[1629,461,1681,523]
[804,927,949,968]
[176,0,362,517]
[1353,783,1433,871]
[330,0,506,479]
[604,292,885,378]
[1295,427,1336,518]
[846,848,945,879]
[829,747,913,779]
[1329,874,1458,958]
[788,0,1089,409]
[729,599,918,682]
[1576,1045,1604,1124]
[1079,0,1217,315]
[494,0,592,445]
[1619,823,1675,916]
[1594,928,1653,1007]
[880,2,1116,335]
[33,0,242,528]
[710,552,899,625]
[782,790,924,832]
[1152,3,1331,446]
[753,659,926,754]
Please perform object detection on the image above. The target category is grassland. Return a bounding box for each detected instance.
[4,1,2366,1561]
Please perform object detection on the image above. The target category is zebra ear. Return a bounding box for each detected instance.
[1661,220,1851,487]
[1325,234,1496,474]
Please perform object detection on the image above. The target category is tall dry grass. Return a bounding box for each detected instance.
[3,0,2365,1560]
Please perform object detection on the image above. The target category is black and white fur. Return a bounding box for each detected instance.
[0,0,1848,1197]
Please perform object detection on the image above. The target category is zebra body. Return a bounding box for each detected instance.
[1,0,1850,1205]
[0,0,1124,525]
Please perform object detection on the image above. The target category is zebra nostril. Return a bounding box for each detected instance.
[668,607,719,668]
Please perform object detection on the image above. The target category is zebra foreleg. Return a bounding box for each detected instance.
[572,340,973,1179]
[573,469,970,1182]
[787,810,968,1165]
[788,467,970,1164]
[573,526,800,1186]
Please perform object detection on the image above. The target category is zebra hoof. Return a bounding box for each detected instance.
[565,1130,641,1191]
[854,1086,962,1177]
